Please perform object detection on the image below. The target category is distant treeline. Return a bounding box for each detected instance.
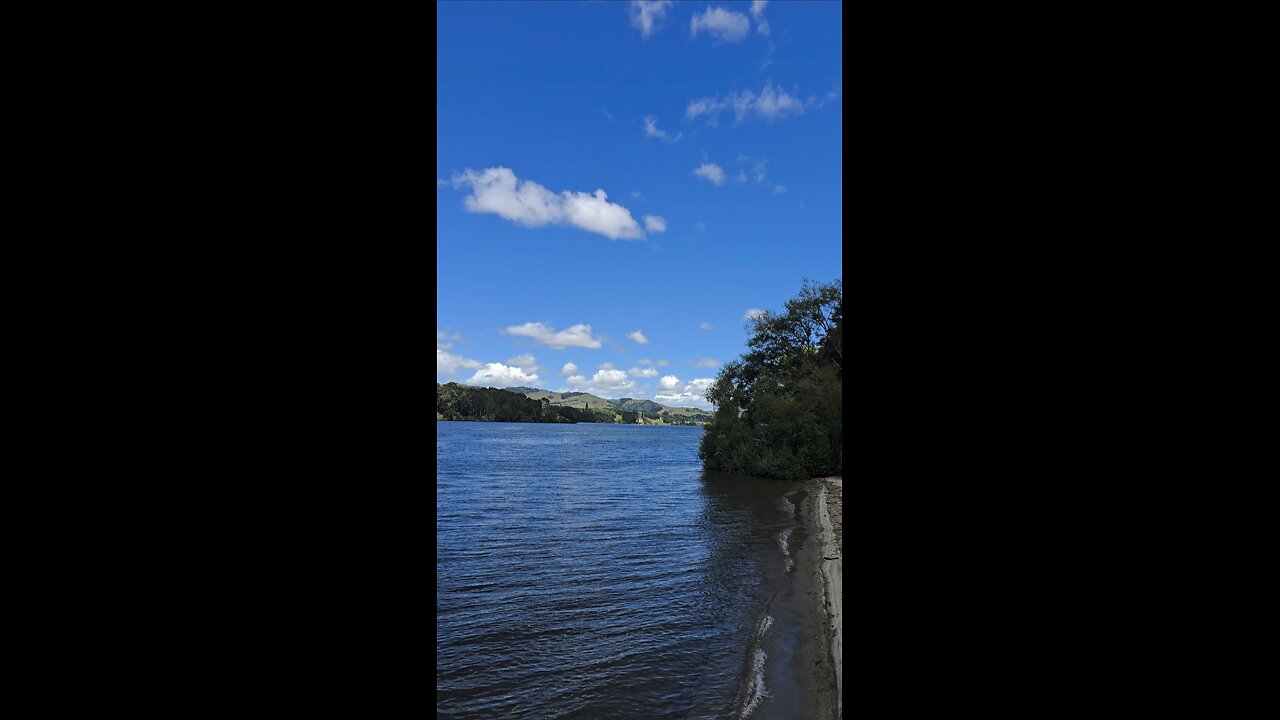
[699,280,842,480]
[436,383,698,424]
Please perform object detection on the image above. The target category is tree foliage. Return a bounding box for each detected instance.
[699,279,842,480]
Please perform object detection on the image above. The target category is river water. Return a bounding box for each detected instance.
[437,421,829,720]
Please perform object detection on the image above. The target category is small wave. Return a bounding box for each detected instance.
[778,495,795,516]
[755,613,774,640]
[738,648,768,718]
[778,528,794,572]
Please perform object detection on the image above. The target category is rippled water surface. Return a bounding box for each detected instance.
[437,422,800,720]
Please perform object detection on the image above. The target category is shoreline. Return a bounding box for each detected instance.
[813,477,842,719]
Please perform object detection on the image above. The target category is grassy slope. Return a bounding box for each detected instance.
[505,387,713,419]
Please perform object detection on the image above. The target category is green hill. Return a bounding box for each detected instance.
[502,387,714,423]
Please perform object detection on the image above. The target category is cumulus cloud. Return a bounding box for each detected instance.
[690,6,750,42]
[505,322,604,349]
[560,362,578,377]
[699,322,713,330]
[449,167,644,240]
[627,330,649,345]
[694,358,719,368]
[750,0,770,35]
[642,115,682,142]
[628,367,659,377]
[564,368,638,397]
[655,377,715,408]
[643,215,667,232]
[693,163,725,186]
[686,82,836,125]
[505,354,540,373]
[629,0,674,39]
[744,308,766,320]
[465,362,539,388]
[437,349,483,376]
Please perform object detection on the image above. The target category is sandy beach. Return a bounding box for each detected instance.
[814,477,842,719]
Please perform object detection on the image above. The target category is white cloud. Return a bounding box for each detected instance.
[565,368,638,397]
[629,0,674,39]
[643,215,667,232]
[686,97,725,120]
[753,159,768,184]
[744,308,766,319]
[694,358,719,368]
[505,322,604,349]
[437,349,483,376]
[642,115,682,142]
[655,377,715,409]
[750,0,770,35]
[627,330,649,345]
[505,354,540,373]
[774,185,786,194]
[656,359,670,366]
[560,362,578,377]
[699,322,713,330]
[597,362,615,370]
[690,6,750,42]
[637,358,653,365]
[630,191,643,199]
[449,167,644,240]
[628,367,659,377]
[465,362,540,388]
[686,82,831,126]
[437,342,452,350]
[693,163,725,185]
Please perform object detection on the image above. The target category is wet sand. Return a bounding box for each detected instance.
[814,477,842,719]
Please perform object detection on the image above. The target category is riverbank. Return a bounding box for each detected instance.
[814,476,842,719]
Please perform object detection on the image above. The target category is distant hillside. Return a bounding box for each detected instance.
[503,387,714,423]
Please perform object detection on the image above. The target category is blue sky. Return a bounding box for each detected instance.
[437,1,842,408]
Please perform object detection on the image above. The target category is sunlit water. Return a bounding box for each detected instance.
[437,422,807,720]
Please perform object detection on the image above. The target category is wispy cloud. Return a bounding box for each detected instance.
[643,215,667,232]
[448,167,645,240]
[628,367,659,377]
[699,322,713,330]
[773,185,786,194]
[693,358,719,368]
[627,330,649,345]
[629,0,674,39]
[693,163,725,185]
[686,82,839,125]
[744,308,766,320]
[690,6,750,42]
[505,322,604,349]
[750,0,770,35]
[642,115,682,142]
